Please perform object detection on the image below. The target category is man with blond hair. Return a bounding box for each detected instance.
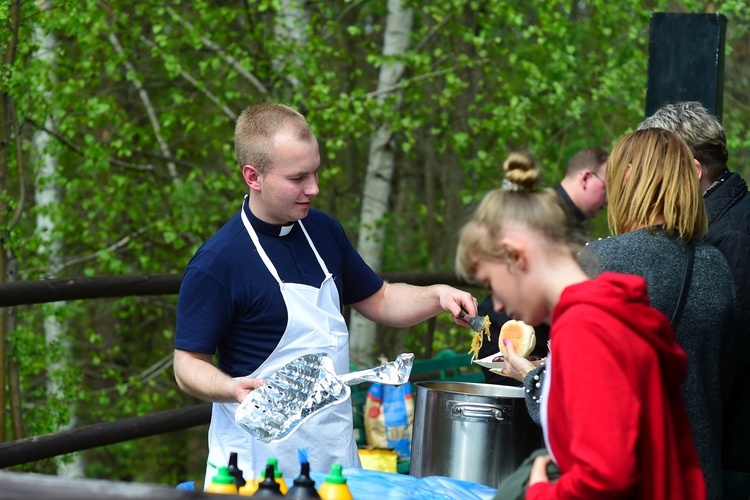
[173,102,479,489]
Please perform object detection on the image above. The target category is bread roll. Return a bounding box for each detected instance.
[498,320,536,357]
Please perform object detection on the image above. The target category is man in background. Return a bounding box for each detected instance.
[639,101,750,498]
[477,147,608,383]
[554,146,610,239]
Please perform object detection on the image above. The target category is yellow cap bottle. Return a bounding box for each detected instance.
[252,463,285,497]
[259,457,288,494]
[205,466,239,495]
[317,464,352,500]
[238,471,258,496]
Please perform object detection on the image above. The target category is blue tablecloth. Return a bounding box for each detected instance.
[179,466,498,499]
[309,467,497,500]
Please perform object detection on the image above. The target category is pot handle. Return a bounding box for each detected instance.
[448,402,510,422]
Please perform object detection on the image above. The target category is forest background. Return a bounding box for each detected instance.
[2,0,750,488]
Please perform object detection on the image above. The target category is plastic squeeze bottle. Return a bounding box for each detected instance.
[205,465,239,495]
[251,463,285,497]
[239,476,259,496]
[228,451,248,489]
[238,466,258,496]
[259,457,289,494]
[286,461,320,498]
[317,463,352,500]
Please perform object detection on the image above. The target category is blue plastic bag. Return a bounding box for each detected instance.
[364,383,413,459]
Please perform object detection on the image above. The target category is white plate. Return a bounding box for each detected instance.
[473,352,546,370]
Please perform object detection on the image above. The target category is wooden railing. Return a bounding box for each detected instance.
[0,271,465,307]
[0,271,472,468]
[0,404,211,468]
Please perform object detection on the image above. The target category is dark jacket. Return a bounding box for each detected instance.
[580,229,736,500]
[554,184,587,239]
[704,171,750,473]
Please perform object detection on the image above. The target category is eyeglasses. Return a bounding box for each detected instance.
[590,171,606,188]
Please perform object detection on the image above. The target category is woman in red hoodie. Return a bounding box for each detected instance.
[455,152,705,499]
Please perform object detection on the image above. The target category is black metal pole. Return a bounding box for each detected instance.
[0,271,468,307]
[0,403,212,468]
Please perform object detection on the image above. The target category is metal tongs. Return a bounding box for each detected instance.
[459,310,486,333]
[235,352,414,443]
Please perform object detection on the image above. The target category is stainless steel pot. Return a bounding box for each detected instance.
[409,381,544,488]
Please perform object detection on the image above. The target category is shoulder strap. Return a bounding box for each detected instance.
[670,241,695,329]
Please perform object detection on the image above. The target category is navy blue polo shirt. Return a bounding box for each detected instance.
[175,201,384,377]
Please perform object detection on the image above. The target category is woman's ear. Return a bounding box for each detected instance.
[500,239,527,272]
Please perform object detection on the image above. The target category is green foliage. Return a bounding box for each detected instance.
[3,0,750,485]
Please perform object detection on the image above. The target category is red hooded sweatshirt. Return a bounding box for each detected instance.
[526,272,706,499]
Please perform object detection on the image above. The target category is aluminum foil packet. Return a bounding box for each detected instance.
[235,352,414,443]
[338,352,414,385]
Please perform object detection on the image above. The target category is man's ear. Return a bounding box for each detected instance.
[580,169,594,189]
[243,165,261,190]
[694,158,704,181]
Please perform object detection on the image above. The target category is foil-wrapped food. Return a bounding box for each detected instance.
[235,352,414,443]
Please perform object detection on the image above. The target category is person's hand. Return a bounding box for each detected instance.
[529,454,552,486]
[502,338,535,382]
[436,285,478,324]
[234,377,266,403]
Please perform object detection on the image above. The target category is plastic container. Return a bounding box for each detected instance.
[206,466,239,495]
[317,464,352,500]
[239,479,259,496]
[228,451,248,489]
[259,457,288,495]
[239,473,259,496]
[286,461,320,498]
[252,464,285,497]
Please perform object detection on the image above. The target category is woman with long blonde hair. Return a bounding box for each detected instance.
[577,128,735,500]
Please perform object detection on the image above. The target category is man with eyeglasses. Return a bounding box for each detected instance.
[554,147,609,240]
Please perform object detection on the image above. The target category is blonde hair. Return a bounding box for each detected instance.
[456,152,576,284]
[606,128,707,240]
[234,102,315,175]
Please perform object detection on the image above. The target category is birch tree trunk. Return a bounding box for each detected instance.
[349,0,413,366]
[274,0,309,93]
[33,10,84,477]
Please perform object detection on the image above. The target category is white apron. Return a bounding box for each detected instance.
[203,201,359,487]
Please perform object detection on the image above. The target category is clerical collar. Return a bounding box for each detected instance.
[243,201,296,237]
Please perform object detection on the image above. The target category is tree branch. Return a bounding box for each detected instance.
[25,117,157,173]
[166,6,269,95]
[48,228,148,275]
[9,98,24,230]
[138,35,237,122]
[137,352,174,384]
[106,29,179,185]
[413,14,452,52]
